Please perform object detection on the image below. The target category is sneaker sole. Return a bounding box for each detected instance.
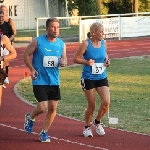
[2,85,6,88]
[84,135,93,137]
[4,82,9,84]
[96,131,105,136]
[39,138,51,142]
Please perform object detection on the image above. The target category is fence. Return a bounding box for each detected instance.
[36,12,150,42]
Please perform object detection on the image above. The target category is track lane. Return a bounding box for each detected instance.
[0,38,150,150]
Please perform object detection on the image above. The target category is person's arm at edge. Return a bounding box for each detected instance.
[6,21,15,42]
[9,18,17,36]
[9,35,15,42]
[2,35,17,61]
[60,44,67,67]
[104,40,110,67]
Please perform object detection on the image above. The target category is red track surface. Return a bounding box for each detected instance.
[0,38,150,150]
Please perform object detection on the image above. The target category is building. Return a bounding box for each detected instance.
[1,0,66,29]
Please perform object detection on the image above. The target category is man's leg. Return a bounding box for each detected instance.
[24,101,48,134]
[43,100,58,131]
[39,100,58,142]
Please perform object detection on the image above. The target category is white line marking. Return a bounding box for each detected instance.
[0,123,108,150]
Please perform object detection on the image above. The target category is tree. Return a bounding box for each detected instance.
[103,0,132,14]
[59,0,148,16]
[59,0,98,16]
[131,0,138,15]
[134,0,139,15]
[97,0,102,15]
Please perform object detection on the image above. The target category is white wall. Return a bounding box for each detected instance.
[1,0,65,30]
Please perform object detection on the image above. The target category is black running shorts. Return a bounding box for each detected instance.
[81,77,109,90]
[33,85,61,102]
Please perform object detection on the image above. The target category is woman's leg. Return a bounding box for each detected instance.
[84,88,96,126]
[96,86,110,121]
[83,88,96,137]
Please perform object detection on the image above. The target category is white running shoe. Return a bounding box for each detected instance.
[92,120,105,136]
[4,77,9,84]
[83,127,93,137]
[2,84,6,88]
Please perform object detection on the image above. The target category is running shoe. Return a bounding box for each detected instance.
[24,113,35,134]
[92,120,105,135]
[4,77,9,84]
[39,130,51,142]
[2,84,6,88]
[83,127,93,137]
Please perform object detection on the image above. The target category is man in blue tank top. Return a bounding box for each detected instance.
[23,18,67,142]
[74,22,110,137]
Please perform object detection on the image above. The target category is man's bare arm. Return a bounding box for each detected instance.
[23,38,37,71]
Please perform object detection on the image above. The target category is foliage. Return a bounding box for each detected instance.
[58,0,150,16]
[59,0,98,16]
[139,0,150,12]
[75,0,98,16]
[103,0,132,14]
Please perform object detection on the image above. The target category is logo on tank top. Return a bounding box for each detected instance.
[45,48,59,52]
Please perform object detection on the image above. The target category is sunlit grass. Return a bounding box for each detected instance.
[16,25,79,37]
[16,56,150,134]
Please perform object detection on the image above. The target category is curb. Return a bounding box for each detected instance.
[14,36,79,43]
[14,37,33,43]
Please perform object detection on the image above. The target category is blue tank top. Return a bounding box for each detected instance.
[32,35,64,85]
[82,39,107,80]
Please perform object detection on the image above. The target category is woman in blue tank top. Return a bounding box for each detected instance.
[74,22,110,137]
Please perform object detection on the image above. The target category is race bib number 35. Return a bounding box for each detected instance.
[43,56,58,67]
[92,63,106,74]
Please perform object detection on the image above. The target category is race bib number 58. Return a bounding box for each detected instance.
[43,56,58,67]
[92,63,106,74]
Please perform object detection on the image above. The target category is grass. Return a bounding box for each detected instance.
[16,56,150,134]
[16,25,79,37]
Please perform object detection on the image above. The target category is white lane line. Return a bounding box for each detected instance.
[9,65,26,68]
[0,123,108,150]
[107,48,150,51]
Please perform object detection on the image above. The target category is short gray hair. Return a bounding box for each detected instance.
[90,22,103,32]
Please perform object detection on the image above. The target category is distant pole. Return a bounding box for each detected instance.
[130,0,133,13]
[65,0,70,27]
[131,0,138,16]
[97,0,102,15]
[45,0,50,17]
[134,0,138,16]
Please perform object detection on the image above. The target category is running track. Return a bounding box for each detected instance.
[0,38,150,150]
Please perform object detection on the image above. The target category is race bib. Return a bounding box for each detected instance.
[43,56,59,67]
[92,63,106,74]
